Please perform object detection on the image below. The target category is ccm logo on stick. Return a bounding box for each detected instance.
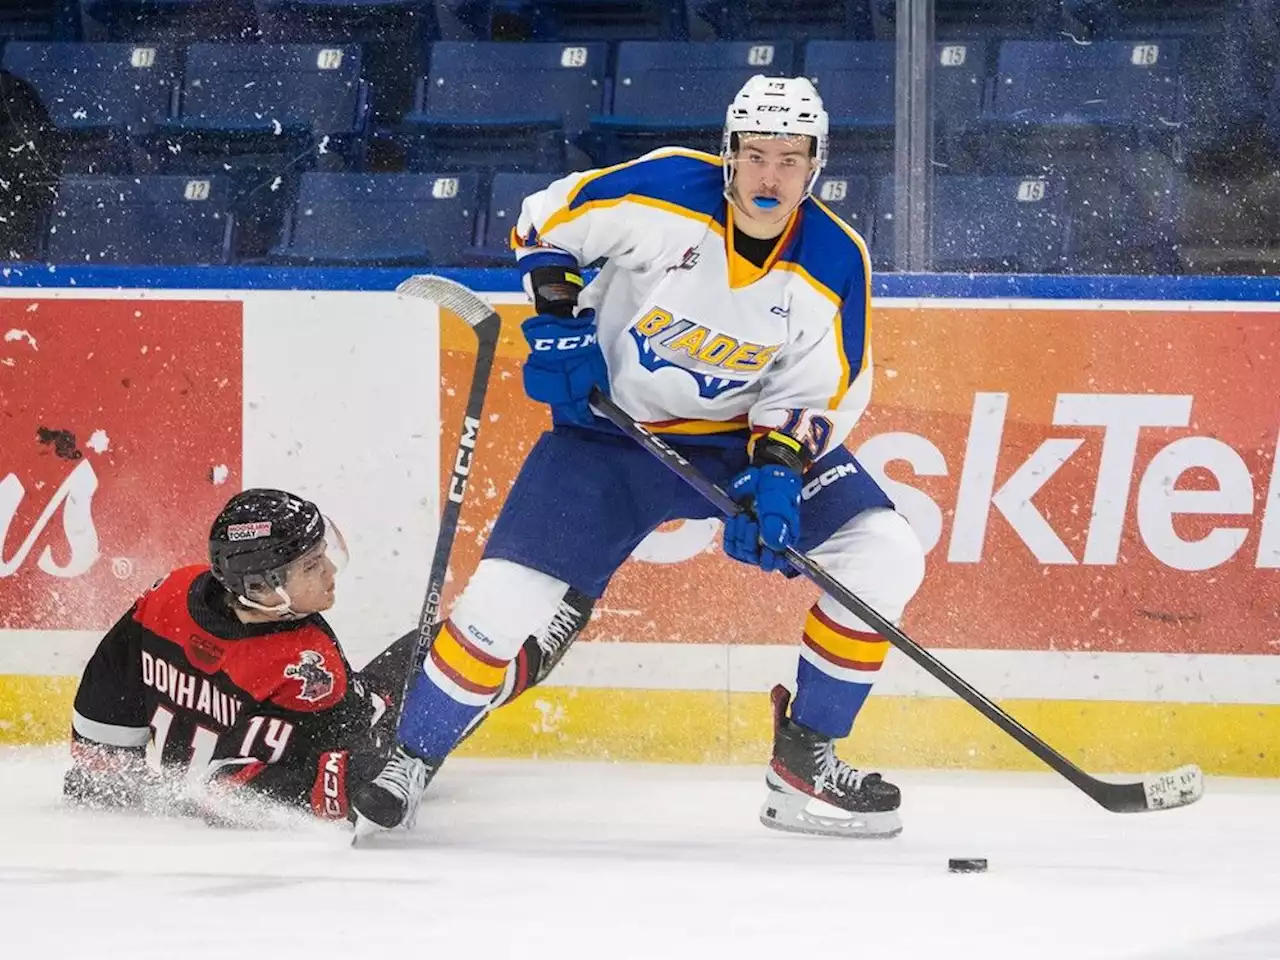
[448,416,481,504]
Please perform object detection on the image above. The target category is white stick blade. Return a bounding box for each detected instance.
[395,274,495,328]
[1142,764,1204,810]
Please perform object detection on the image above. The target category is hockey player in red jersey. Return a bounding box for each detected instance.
[65,488,590,824]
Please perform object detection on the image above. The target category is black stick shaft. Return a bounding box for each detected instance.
[395,312,501,714]
[589,388,1123,809]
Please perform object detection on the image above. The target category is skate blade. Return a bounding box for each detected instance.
[759,793,903,839]
[351,812,391,846]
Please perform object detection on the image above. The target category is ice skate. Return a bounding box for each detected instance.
[760,685,902,839]
[351,746,437,840]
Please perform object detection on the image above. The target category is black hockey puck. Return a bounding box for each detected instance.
[948,858,988,873]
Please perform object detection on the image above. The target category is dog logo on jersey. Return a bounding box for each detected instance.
[284,650,335,703]
[628,306,780,399]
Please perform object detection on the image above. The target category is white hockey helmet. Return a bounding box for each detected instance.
[722,75,829,197]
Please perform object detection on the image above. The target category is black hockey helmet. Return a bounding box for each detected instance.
[209,488,327,600]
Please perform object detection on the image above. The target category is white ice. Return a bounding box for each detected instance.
[3,746,1280,960]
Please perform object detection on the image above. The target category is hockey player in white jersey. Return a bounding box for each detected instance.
[353,75,926,839]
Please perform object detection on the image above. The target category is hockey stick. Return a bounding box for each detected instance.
[391,275,502,720]
[588,388,1204,815]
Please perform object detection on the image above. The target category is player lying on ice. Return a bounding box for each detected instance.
[64,488,590,824]
[353,74,927,840]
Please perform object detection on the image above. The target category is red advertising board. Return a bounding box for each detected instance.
[0,298,243,629]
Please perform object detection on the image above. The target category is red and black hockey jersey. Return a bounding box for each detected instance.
[69,565,383,820]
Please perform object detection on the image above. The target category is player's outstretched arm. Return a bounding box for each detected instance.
[64,607,156,809]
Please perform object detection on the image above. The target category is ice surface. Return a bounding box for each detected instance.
[3,747,1280,960]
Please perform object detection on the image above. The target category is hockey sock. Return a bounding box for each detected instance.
[790,601,888,739]
[397,619,509,759]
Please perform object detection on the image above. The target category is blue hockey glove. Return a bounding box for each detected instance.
[521,309,608,426]
[723,464,802,573]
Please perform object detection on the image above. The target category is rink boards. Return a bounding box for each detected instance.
[1,271,1278,775]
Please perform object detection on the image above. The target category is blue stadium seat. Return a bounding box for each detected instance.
[983,40,1185,164]
[396,41,607,173]
[47,174,235,264]
[164,43,369,138]
[515,0,689,40]
[875,173,1069,271]
[806,40,989,128]
[877,0,1062,38]
[803,40,987,171]
[805,42,895,132]
[470,171,559,262]
[1062,0,1235,38]
[269,171,478,264]
[812,172,873,243]
[934,174,1067,271]
[78,0,258,41]
[137,43,369,259]
[0,1,65,40]
[871,175,896,269]
[691,0,873,40]
[585,40,796,165]
[0,42,176,135]
[254,0,439,122]
[1063,160,1183,273]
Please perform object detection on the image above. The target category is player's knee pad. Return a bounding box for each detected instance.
[448,558,570,662]
[811,508,925,623]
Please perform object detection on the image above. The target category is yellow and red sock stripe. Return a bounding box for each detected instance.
[801,604,888,673]
[429,621,508,698]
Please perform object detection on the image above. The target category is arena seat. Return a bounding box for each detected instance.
[585,40,796,164]
[269,171,479,264]
[1,41,178,171]
[396,41,607,172]
[47,174,235,264]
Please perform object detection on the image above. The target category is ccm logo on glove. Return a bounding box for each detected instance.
[801,462,858,501]
[531,332,598,352]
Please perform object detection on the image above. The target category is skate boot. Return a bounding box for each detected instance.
[760,684,902,839]
[351,745,438,839]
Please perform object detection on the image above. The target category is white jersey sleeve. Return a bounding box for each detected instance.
[511,148,722,275]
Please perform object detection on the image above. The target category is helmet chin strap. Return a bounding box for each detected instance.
[235,585,304,620]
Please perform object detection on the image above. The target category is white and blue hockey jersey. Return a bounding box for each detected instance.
[513,147,873,462]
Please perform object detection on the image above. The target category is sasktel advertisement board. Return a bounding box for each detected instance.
[3,287,1278,774]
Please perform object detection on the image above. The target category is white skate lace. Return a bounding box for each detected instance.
[375,748,427,803]
[813,740,868,797]
[537,598,581,657]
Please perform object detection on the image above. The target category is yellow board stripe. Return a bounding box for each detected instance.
[8,676,1279,778]
[803,608,889,668]
[432,624,507,691]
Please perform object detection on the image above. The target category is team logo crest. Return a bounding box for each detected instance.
[284,650,334,702]
[665,246,700,272]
